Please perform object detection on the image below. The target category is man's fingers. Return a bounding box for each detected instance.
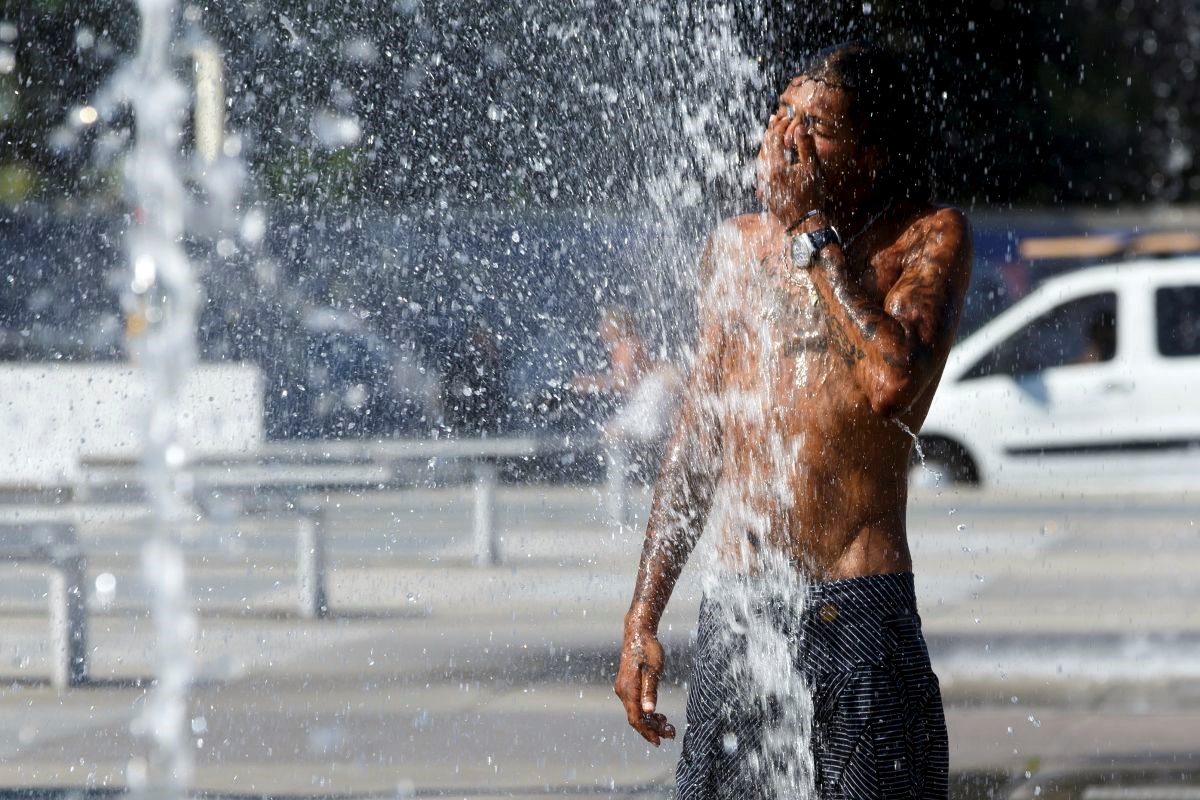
[761,114,787,160]
[617,632,667,746]
[616,673,645,722]
[761,113,804,184]
[621,690,644,727]
[639,666,659,713]
[783,115,801,149]
[633,714,671,747]
[632,715,660,746]
[619,678,672,746]
[793,129,817,163]
[645,712,676,739]
[619,680,673,746]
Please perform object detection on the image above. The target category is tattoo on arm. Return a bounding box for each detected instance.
[818,289,867,366]
[811,251,895,366]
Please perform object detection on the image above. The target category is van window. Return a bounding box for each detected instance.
[963,292,1117,380]
[1156,285,1200,357]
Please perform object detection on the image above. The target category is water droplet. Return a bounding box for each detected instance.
[95,572,117,597]
[310,110,361,148]
[165,444,185,467]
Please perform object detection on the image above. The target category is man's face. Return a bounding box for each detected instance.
[774,75,879,205]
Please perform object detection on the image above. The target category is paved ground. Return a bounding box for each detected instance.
[1,485,1198,798]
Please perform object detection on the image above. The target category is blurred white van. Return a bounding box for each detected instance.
[917,258,1200,491]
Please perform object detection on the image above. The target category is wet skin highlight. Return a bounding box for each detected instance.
[614,72,973,746]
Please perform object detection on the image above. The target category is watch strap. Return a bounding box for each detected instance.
[786,209,823,234]
[807,227,840,254]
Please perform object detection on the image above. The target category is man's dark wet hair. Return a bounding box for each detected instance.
[797,41,932,203]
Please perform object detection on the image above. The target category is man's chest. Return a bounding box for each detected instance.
[747,252,893,359]
[763,269,826,357]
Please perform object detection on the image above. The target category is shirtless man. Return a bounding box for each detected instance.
[614,43,972,799]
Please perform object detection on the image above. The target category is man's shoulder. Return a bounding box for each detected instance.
[724,212,770,233]
[698,213,769,285]
[905,204,971,243]
[894,203,972,269]
[706,213,767,250]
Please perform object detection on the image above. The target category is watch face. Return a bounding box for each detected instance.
[791,234,816,268]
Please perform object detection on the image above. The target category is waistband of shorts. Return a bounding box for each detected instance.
[711,570,918,617]
[807,571,916,609]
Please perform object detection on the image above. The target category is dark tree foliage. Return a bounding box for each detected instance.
[0,0,134,206]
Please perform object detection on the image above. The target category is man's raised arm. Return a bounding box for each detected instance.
[755,110,972,420]
[614,238,728,746]
[804,207,972,418]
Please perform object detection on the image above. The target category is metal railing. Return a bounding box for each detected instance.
[76,434,632,567]
[0,522,88,690]
[2,434,641,686]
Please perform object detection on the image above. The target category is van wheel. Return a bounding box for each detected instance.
[909,437,979,489]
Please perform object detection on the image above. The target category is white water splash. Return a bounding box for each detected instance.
[699,549,818,798]
[690,256,819,798]
[113,1,199,797]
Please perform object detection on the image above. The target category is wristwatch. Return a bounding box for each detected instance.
[790,227,840,270]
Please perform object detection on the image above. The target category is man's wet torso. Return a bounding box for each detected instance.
[702,210,947,581]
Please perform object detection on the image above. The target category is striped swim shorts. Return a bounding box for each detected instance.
[675,571,948,800]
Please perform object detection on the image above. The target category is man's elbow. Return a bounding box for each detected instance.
[865,370,919,419]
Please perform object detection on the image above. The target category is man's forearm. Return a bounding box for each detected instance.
[805,244,923,416]
[625,435,718,633]
[812,248,912,369]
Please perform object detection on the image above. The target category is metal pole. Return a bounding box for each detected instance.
[605,443,630,528]
[48,528,88,689]
[296,505,329,619]
[473,461,499,567]
[192,40,224,165]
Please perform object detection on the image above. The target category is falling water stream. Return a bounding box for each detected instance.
[681,230,824,798]
[897,418,943,488]
[114,0,198,797]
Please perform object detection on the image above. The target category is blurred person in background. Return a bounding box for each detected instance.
[572,304,681,471]
[1075,307,1117,364]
